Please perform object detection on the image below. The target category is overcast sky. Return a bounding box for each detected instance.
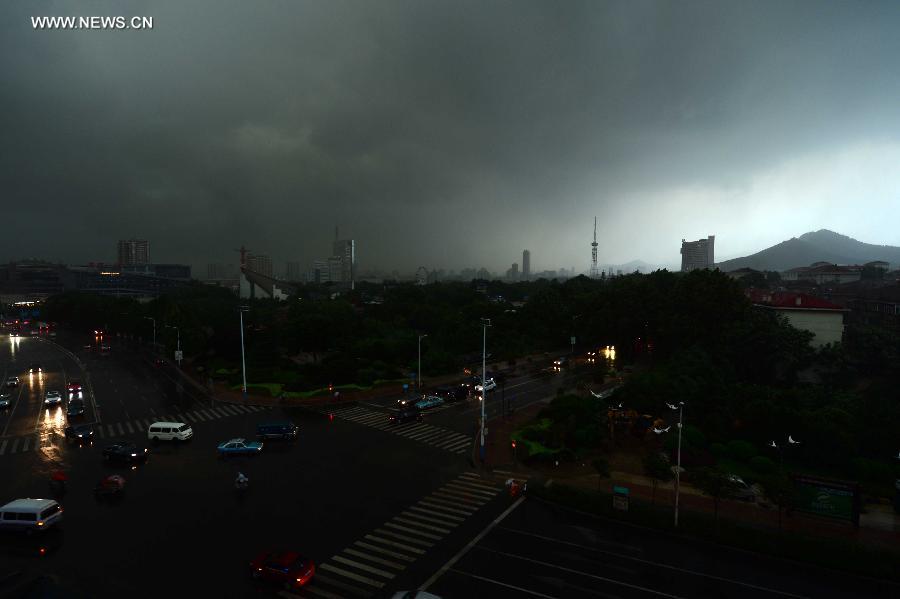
[2,0,899,275]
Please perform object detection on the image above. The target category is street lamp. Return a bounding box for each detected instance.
[165,325,181,366]
[239,306,249,398]
[143,317,156,350]
[654,401,684,528]
[480,318,491,464]
[417,334,428,390]
[768,435,801,469]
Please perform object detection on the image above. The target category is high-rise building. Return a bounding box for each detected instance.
[308,260,329,284]
[117,239,149,267]
[332,238,356,289]
[522,250,531,279]
[680,236,715,272]
[506,263,519,280]
[327,256,343,284]
[247,254,273,277]
[285,261,302,281]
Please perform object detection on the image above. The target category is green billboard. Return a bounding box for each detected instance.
[791,475,860,525]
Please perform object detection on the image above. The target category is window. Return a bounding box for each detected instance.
[40,504,60,519]
[18,512,37,521]
[1,512,16,520]
[178,425,190,432]
[162,428,172,433]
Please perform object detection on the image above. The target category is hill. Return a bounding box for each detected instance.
[716,230,900,272]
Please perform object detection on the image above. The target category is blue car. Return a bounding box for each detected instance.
[217,438,263,457]
[415,395,445,411]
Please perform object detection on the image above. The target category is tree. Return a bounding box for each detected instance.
[757,471,793,532]
[592,457,610,490]
[643,452,674,505]
[691,467,740,529]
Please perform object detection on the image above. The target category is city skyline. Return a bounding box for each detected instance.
[3,2,900,272]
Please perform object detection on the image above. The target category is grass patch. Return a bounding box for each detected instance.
[531,482,900,583]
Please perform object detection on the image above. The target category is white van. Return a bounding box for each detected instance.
[0,499,63,533]
[147,421,193,442]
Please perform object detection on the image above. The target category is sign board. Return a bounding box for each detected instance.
[570,336,576,345]
[791,475,860,525]
[174,350,183,362]
[613,485,629,511]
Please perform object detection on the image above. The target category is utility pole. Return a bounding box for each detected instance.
[239,306,249,398]
[418,334,428,390]
[480,318,491,464]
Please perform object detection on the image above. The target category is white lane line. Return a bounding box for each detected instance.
[286,584,344,599]
[452,477,499,492]
[381,523,441,543]
[96,427,105,438]
[444,439,474,452]
[107,424,115,437]
[447,569,562,598]
[432,490,486,506]
[413,430,453,443]
[409,505,465,522]
[124,421,134,434]
[367,532,429,552]
[495,528,807,597]
[353,413,385,425]
[331,555,395,579]
[309,572,372,597]
[220,405,240,416]
[445,482,498,498]
[191,411,208,422]
[353,540,416,562]
[318,563,384,588]
[433,436,470,449]
[421,496,525,591]
[419,499,474,516]
[9,438,20,453]
[0,439,7,455]
[116,423,125,435]
[200,409,217,419]
[19,437,29,452]
[474,547,687,598]
[341,545,405,569]
[402,427,441,440]
[208,407,228,418]
[393,516,451,535]
[399,510,461,529]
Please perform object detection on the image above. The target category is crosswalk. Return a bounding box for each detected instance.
[325,405,474,454]
[0,403,269,457]
[282,472,504,598]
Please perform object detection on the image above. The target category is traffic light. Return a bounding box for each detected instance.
[328,412,334,422]
[511,439,516,450]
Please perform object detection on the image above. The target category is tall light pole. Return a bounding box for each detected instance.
[417,334,428,390]
[143,317,156,350]
[666,401,684,528]
[480,318,491,464]
[165,325,181,366]
[239,306,249,398]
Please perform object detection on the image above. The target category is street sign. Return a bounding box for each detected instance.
[174,350,183,362]
[613,485,630,511]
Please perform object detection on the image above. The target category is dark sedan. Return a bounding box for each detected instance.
[64,423,94,443]
[102,441,149,463]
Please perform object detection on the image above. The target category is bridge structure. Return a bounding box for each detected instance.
[237,246,298,300]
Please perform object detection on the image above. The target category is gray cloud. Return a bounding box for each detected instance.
[2,0,899,274]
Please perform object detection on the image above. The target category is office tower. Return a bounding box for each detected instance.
[117,239,150,266]
[680,235,716,272]
[522,250,531,279]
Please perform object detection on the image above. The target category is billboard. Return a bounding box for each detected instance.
[791,475,860,526]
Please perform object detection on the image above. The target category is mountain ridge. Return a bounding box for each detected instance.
[716,230,900,272]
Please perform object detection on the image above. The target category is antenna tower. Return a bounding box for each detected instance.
[590,217,599,279]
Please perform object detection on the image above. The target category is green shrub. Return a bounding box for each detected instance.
[749,455,776,474]
[710,442,726,457]
[726,440,757,461]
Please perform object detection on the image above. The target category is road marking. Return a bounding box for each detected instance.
[443,439,473,451]
[341,548,405,571]
[409,505,465,521]
[20,437,29,452]
[11,438,21,453]
[116,423,125,435]
[448,569,563,598]
[107,425,115,437]
[497,527,641,553]
[199,409,216,419]
[353,540,416,562]
[308,573,372,597]
[393,516,451,535]
[190,411,208,422]
[421,495,525,591]
[367,532,429,552]
[0,439,7,455]
[331,555,395,579]
[474,547,687,598]
[318,563,384,588]
[432,489,486,506]
[495,528,808,597]
[284,585,344,599]
[124,421,134,434]
[414,430,453,443]
[96,427,105,438]
[444,482,497,498]
[382,522,441,542]
[419,498,474,515]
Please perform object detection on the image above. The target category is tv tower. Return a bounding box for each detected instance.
[590,216,599,279]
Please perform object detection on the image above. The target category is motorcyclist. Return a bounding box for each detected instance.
[235,472,249,489]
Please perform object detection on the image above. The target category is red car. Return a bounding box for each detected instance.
[67,381,82,394]
[249,551,315,590]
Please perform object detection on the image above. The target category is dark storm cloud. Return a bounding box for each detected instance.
[2,1,899,273]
